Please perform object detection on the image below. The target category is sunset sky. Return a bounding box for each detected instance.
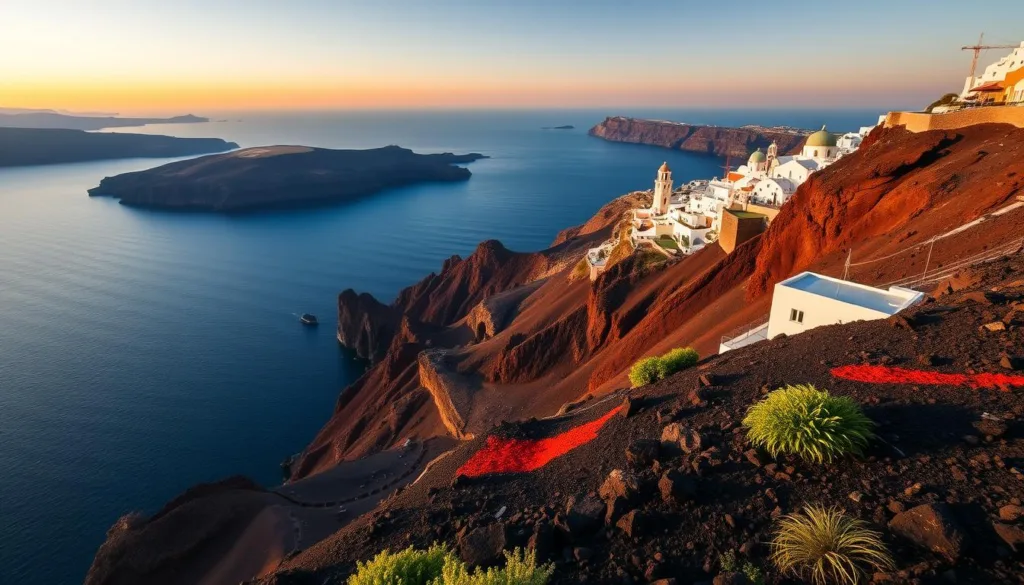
[1,0,1021,115]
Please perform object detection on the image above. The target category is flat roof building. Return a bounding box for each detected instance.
[767,272,925,340]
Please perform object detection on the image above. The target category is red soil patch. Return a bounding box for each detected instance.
[831,364,1024,391]
[457,406,623,477]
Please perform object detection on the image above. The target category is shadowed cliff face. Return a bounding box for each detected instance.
[588,116,808,158]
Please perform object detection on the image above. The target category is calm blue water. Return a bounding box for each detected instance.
[0,109,880,584]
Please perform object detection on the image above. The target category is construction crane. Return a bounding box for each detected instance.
[962,33,1017,82]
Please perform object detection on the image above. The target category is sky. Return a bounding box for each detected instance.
[0,0,1021,115]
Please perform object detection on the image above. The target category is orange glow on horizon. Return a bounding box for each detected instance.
[1,74,946,115]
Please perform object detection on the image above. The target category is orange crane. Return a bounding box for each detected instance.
[962,33,1017,81]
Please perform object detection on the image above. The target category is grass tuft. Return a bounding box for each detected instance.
[742,384,874,464]
[719,550,764,585]
[629,347,700,388]
[771,504,894,585]
[348,545,553,585]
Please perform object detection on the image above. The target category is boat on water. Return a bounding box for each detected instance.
[300,313,318,326]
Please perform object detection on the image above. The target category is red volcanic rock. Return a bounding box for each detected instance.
[588,116,807,158]
[747,124,1024,298]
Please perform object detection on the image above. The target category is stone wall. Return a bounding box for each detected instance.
[719,211,766,255]
[884,107,1024,132]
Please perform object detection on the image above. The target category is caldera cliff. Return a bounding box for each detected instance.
[85,122,1024,585]
[589,116,810,158]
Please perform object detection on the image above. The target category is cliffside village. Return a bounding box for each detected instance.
[581,40,1024,360]
[585,123,874,280]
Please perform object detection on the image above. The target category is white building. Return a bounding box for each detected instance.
[767,272,925,338]
[720,271,924,353]
[960,41,1024,100]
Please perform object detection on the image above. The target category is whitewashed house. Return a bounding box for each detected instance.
[720,271,924,353]
[767,272,923,339]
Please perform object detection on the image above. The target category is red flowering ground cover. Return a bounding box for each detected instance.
[831,364,1024,391]
[457,406,624,477]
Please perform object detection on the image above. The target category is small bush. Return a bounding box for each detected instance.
[348,543,453,585]
[771,505,894,585]
[348,545,553,585]
[629,347,700,388]
[658,347,699,377]
[437,548,553,585]
[742,384,874,464]
[629,356,662,388]
[719,550,764,585]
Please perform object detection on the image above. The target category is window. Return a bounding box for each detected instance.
[789,309,804,323]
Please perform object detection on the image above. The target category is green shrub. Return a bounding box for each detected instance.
[658,347,699,377]
[348,543,453,585]
[629,347,700,388]
[437,548,553,585]
[742,384,874,464]
[719,550,764,585]
[348,545,553,585]
[771,505,894,585]
[629,356,662,388]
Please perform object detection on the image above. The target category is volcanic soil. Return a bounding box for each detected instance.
[264,254,1024,584]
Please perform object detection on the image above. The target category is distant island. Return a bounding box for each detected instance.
[0,127,238,167]
[0,111,209,131]
[542,125,574,130]
[589,116,811,158]
[88,145,488,211]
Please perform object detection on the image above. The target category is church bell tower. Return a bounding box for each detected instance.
[652,161,673,215]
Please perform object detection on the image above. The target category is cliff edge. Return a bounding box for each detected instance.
[588,116,809,158]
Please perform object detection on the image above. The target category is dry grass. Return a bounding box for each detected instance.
[771,505,894,585]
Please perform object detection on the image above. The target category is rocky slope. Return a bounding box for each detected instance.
[85,123,1024,585]
[87,145,487,211]
[0,127,237,167]
[588,116,809,158]
[263,254,1024,585]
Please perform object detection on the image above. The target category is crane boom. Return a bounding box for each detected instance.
[961,33,1018,80]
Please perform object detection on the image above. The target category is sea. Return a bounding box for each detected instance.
[0,108,884,584]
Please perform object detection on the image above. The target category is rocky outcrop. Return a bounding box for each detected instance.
[337,290,400,362]
[588,116,808,158]
[418,350,475,440]
[0,127,237,167]
[87,145,487,211]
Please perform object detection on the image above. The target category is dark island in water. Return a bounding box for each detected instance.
[0,127,238,167]
[88,145,488,211]
[541,125,574,130]
[0,111,209,131]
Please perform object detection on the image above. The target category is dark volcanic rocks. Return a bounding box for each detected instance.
[889,503,965,562]
[87,145,486,211]
[458,522,507,566]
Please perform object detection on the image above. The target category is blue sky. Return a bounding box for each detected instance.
[0,0,1020,112]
